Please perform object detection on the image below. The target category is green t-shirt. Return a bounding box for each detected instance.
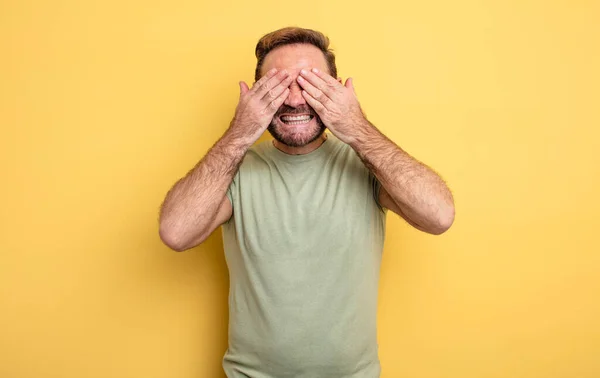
[222,133,387,378]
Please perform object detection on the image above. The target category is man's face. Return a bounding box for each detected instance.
[260,44,330,147]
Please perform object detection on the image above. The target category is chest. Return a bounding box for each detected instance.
[232,158,377,261]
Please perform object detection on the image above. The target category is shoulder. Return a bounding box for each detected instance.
[247,139,271,159]
[327,135,366,169]
[232,140,276,183]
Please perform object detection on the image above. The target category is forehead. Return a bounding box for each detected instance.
[261,43,329,77]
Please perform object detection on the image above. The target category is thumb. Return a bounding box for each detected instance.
[344,77,354,91]
[239,81,250,95]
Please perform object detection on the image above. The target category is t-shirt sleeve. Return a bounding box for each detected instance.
[369,171,386,213]
[225,170,240,224]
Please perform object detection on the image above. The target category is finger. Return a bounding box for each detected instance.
[254,69,289,98]
[249,68,278,94]
[298,69,337,98]
[239,81,250,95]
[311,68,341,86]
[345,77,353,90]
[301,90,326,114]
[266,88,290,113]
[260,73,293,103]
[297,75,333,110]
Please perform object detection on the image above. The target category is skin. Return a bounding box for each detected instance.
[158,43,455,252]
[295,66,455,234]
[259,44,331,155]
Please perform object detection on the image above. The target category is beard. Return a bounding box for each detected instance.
[268,105,326,147]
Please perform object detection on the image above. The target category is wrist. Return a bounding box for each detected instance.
[347,118,376,149]
[227,119,261,148]
[220,123,255,154]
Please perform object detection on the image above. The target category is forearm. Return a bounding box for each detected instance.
[293,68,454,233]
[350,120,455,233]
[159,124,252,246]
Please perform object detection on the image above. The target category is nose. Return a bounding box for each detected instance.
[284,80,306,108]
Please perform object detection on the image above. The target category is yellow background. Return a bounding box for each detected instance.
[1,0,599,377]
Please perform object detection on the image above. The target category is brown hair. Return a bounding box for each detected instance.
[254,27,337,81]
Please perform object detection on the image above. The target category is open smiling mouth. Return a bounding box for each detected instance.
[279,114,314,126]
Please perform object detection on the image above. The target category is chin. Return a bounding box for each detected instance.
[268,116,326,147]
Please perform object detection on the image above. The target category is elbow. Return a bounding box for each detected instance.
[159,223,199,252]
[431,203,455,235]
[159,225,186,252]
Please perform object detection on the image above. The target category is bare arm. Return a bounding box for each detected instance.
[350,121,455,235]
[296,68,455,235]
[159,68,292,251]
[158,128,250,251]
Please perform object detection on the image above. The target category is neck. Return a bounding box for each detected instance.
[273,133,328,155]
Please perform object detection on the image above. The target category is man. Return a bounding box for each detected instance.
[159,27,454,378]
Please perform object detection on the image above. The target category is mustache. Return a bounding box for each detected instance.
[274,105,317,117]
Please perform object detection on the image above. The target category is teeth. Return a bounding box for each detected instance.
[281,115,311,122]
[284,121,310,125]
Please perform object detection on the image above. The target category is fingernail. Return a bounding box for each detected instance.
[282,69,288,75]
[301,69,308,75]
[270,68,277,74]
[312,68,319,73]
[297,76,304,81]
